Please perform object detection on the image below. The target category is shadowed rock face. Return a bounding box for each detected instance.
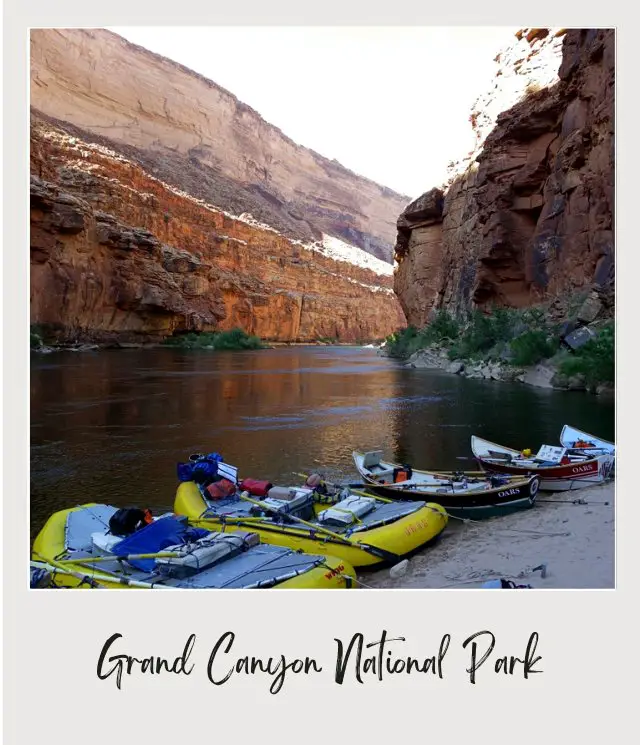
[30,28,410,264]
[30,120,406,344]
[394,28,614,327]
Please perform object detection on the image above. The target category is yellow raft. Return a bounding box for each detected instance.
[174,481,448,567]
[32,503,357,589]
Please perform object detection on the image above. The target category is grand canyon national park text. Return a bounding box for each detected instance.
[97,630,543,692]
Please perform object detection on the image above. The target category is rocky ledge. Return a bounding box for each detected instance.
[400,344,613,396]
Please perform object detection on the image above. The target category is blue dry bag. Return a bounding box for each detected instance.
[177,462,194,482]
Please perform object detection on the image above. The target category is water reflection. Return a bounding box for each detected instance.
[388,367,615,470]
[30,347,614,539]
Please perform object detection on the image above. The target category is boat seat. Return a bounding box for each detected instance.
[217,462,239,484]
[362,451,384,469]
[487,450,512,461]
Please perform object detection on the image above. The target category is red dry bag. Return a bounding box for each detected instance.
[206,479,237,500]
[239,479,273,497]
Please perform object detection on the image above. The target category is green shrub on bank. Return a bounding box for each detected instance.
[447,307,521,360]
[558,322,614,386]
[386,307,613,388]
[163,328,264,350]
[387,305,563,363]
[424,309,461,342]
[385,311,460,358]
[384,327,424,358]
[509,330,557,366]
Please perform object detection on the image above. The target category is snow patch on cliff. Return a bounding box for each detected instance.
[310,234,394,277]
[39,124,395,282]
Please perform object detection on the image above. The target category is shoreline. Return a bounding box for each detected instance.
[380,345,615,398]
[363,481,615,590]
[30,341,380,354]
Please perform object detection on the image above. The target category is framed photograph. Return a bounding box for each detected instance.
[4,3,630,743]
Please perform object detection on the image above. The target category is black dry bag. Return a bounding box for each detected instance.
[109,508,147,537]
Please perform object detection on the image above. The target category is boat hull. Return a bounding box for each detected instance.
[473,457,612,491]
[471,434,615,491]
[356,478,539,517]
[174,482,448,567]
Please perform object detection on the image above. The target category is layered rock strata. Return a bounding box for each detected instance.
[30,28,410,264]
[31,119,405,343]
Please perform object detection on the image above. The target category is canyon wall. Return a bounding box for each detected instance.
[395,28,614,326]
[31,117,405,343]
[29,28,409,343]
[30,28,409,263]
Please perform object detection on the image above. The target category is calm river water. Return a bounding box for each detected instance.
[30,346,615,539]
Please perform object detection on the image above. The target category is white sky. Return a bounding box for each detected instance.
[110,26,518,198]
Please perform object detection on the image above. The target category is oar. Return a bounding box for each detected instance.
[31,555,166,589]
[294,472,393,503]
[199,514,279,523]
[58,551,182,566]
[327,471,452,496]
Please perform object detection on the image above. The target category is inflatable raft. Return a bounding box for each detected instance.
[174,480,448,567]
[31,503,356,589]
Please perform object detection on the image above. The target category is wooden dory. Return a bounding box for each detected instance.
[559,424,615,456]
[352,451,540,518]
[471,430,615,491]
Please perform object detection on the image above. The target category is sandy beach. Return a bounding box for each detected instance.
[363,481,615,590]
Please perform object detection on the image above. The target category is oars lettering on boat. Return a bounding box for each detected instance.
[235,491,399,562]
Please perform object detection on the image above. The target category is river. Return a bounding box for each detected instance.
[30,346,615,539]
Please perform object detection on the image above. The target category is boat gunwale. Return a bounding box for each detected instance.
[470,435,606,472]
[352,450,535,502]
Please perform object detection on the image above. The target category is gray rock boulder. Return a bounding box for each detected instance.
[567,373,587,391]
[523,363,557,389]
[596,383,615,397]
[577,291,603,324]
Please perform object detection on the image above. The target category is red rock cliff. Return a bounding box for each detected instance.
[31,117,405,343]
[395,28,614,326]
[29,28,409,343]
[31,28,409,263]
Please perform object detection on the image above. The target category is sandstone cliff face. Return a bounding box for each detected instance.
[395,29,614,327]
[30,28,409,263]
[31,118,405,343]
